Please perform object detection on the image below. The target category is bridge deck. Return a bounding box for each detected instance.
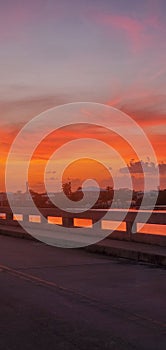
[0,235,165,350]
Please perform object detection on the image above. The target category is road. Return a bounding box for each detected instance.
[0,235,165,350]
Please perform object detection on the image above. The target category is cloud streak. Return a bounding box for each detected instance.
[90,10,163,53]
[91,13,146,52]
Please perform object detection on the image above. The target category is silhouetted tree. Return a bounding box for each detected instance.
[62,182,72,197]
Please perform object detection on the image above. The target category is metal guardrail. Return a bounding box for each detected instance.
[0,207,166,231]
[0,207,166,245]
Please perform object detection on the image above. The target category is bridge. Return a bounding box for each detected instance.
[0,206,166,264]
[0,206,165,236]
[0,207,166,349]
[0,234,166,350]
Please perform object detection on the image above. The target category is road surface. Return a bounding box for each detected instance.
[0,235,165,349]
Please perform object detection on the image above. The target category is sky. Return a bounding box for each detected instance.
[0,0,166,192]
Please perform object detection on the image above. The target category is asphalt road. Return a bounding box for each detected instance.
[0,235,165,350]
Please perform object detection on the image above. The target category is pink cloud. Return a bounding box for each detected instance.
[0,4,61,42]
[91,12,160,53]
[0,5,34,41]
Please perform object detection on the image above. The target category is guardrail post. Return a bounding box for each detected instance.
[92,219,101,229]
[5,212,13,224]
[23,214,29,223]
[62,217,74,227]
[126,221,137,240]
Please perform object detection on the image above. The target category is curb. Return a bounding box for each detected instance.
[0,227,166,266]
[86,239,166,266]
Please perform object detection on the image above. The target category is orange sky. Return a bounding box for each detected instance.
[0,1,166,193]
[1,117,165,193]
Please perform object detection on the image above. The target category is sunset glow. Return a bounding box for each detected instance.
[0,0,165,193]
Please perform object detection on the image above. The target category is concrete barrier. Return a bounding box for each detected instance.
[0,207,165,246]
